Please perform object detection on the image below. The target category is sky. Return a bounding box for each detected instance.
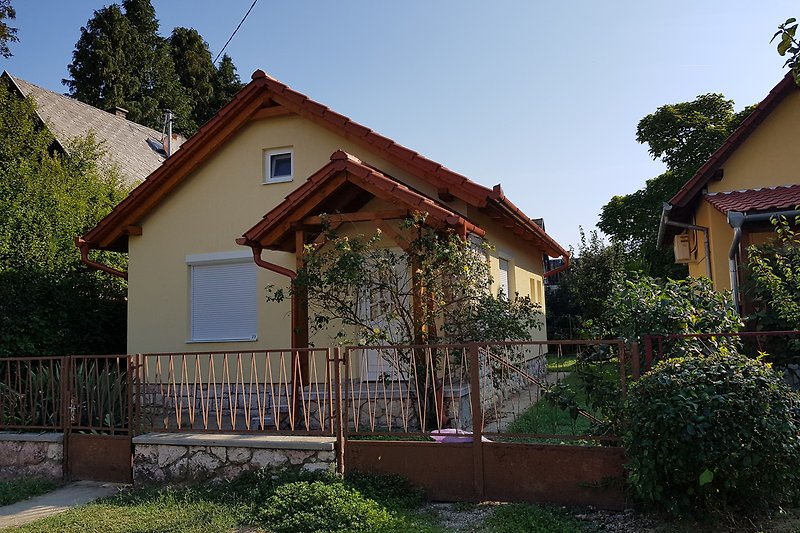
[2,1,797,251]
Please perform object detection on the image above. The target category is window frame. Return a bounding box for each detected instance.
[263,147,294,184]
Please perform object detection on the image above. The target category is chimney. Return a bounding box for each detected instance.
[110,106,128,119]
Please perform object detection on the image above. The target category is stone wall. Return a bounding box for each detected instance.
[0,433,63,480]
[132,433,336,485]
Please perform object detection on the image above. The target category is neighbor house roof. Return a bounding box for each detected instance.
[79,69,568,258]
[704,184,800,215]
[3,71,168,187]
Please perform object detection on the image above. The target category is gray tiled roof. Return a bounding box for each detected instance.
[5,72,167,187]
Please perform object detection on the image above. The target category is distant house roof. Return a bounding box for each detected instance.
[3,71,171,187]
[704,184,800,214]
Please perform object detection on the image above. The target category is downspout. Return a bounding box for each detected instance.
[726,208,800,314]
[237,240,298,349]
[727,211,744,314]
[75,238,128,279]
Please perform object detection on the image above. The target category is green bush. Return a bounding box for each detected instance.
[258,480,396,533]
[625,350,800,516]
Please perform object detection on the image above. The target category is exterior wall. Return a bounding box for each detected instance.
[687,201,735,291]
[0,433,63,480]
[128,112,552,355]
[128,114,467,354]
[707,90,800,194]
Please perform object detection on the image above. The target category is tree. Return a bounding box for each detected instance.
[773,17,800,83]
[63,0,242,135]
[0,0,17,58]
[0,79,128,355]
[212,54,244,114]
[169,27,216,131]
[598,95,754,277]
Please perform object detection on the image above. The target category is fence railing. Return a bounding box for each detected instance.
[1,340,630,443]
[641,331,800,374]
[0,356,63,431]
[135,349,336,434]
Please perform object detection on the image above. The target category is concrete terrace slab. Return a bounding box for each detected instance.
[0,480,121,528]
[132,432,336,451]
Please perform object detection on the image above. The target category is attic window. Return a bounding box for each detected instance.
[264,148,293,183]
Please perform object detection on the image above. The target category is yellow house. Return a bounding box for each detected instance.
[77,69,568,358]
[658,72,800,312]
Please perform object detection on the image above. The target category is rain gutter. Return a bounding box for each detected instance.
[75,238,128,279]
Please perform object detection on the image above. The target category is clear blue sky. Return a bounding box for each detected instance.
[2,1,796,251]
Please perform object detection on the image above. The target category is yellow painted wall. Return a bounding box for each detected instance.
[127,112,552,356]
[686,201,735,290]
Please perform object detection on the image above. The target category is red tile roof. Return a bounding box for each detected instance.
[704,184,800,214]
[238,151,486,252]
[79,69,568,259]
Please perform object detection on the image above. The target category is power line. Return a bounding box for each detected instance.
[214,0,259,64]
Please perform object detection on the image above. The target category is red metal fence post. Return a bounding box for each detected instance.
[333,347,345,476]
[468,343,484,502]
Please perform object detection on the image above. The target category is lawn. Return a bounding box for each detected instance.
[0,478,58,506]
[4,470,800,533]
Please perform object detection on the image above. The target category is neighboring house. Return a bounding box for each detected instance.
[658,72,800,312]
[2,71,183,187]
[77,69,569,366]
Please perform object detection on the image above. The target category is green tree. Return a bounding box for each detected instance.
[168,27,216,131]
[0,0,17,58]
[65,0,191,133]
[0,79,128,355]
[598,95,753,277]
[212,53,244,114]
[773,17,800,82]
[560,228,625,335]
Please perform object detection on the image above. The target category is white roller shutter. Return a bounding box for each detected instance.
[190,261,257,342]
[498,258,509,298]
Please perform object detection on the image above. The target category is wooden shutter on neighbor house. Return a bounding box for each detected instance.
[190,261,257,342]
[498,258,509,298]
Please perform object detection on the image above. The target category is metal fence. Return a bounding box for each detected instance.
[0,340,630,443]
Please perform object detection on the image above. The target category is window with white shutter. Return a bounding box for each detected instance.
[498,258,510,299]
[189,258,257,342]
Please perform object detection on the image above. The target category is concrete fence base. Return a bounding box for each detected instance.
[0,433,63,480]
[131,433,336,485]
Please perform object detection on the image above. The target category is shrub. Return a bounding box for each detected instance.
[625,350,800,516]
[258,480,396,533]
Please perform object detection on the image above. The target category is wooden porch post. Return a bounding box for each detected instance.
[292,229,310,427]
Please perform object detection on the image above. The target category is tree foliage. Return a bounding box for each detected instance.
[0,79,128,356]
[745,213,800,332]
[598,95,753,277]
[64,0,243,135]
[773,17,800,83]
[0,0,17,58]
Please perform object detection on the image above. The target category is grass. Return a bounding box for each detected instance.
[482,504,594,533]
[546,354,579,373]
[6,469,445,533]
[0,478,58,506]
[505,371,594,437]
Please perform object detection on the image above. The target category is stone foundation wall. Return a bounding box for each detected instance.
[132,434,336,485]
[0,433,63,480]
